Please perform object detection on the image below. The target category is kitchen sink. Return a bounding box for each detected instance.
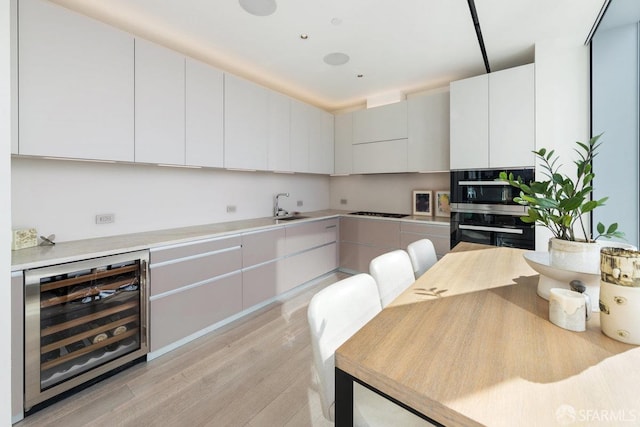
[275,215,309,221]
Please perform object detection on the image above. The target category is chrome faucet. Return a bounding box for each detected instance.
[274,192,290,217]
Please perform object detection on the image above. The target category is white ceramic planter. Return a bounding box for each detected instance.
[534,240,636,305]
[549,238,600,274]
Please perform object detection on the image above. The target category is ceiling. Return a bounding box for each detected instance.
[49,0,606,112]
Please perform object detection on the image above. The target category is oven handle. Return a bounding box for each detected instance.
[457,180,510,186]
[451,203,527,216]
[459,224,524,235]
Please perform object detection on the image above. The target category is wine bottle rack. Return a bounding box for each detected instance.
[25,251,149,410]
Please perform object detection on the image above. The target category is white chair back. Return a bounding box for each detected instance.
[369,249,415,307]
[307,273,382,421]
[407,238,438,278]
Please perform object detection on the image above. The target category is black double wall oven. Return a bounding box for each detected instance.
[450,168,535,250]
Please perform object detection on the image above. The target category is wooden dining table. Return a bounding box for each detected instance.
[334,242,640,426]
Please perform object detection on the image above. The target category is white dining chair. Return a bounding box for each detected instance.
[407,238,438,279]
[369,250,416,307]
[307,273,432,426]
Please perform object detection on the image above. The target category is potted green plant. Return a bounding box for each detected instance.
[499,134,624,274]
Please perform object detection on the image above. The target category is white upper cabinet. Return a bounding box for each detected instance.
[450,64,535,170]
[450,74,489,170]
[352,139,408,174]
[224,74,269,170]
[290,100,334,174]
[290,99,311,172]
[135,38,185,165]
[334,112,353,175]
[267,91,291,172]
[407,91,450,172]
[488,64,535,168]
[353,101,408,143]
[309,109,334,174]
[351,101,408,174]
[18,0,134,161]
[185,57,224,168]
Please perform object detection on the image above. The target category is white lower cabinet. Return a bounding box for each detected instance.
[150,273,242,352]
[339,217,450,273]
[284,243,337,291]
[399,222,450,259]
[242,261,284,309]
[11,272,24,423]
[149,236,242,352]
[284,218,338,291]
[241,227,287,308]
[339,217,401,273]
[148,219,339,354]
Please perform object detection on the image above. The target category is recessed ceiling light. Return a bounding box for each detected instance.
[331,17,342,26]
[239,0,277,16]
[300,34,309,40]
[323,52,350,66]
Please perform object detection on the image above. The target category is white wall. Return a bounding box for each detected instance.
[534,38,591,250]
[329,172,449,214]
[12,158,330,242]
[1,0,13,424]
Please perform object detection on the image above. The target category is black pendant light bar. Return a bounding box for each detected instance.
[467,0,491,73]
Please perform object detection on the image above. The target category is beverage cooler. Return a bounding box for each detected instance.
[24,250,149,411]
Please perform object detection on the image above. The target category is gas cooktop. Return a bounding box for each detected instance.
[349,211,409,218]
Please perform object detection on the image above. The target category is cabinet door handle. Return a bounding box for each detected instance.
[325,225,337,229]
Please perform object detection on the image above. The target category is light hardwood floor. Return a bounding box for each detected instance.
[17,273,349,427]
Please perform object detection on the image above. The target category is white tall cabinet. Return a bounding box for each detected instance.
[134,38,185,165]
[450,64,534,170]
[488,64,535,168]
[17,0,134,161]
[185,57,224,168]
[450,74,489,169]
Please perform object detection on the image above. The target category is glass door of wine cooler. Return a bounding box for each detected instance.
[24,250,149,410]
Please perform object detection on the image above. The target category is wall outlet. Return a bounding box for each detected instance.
[340,199,348,205]
[297,200,303,207]
[95,213,115,224]
[226,205,237,213]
